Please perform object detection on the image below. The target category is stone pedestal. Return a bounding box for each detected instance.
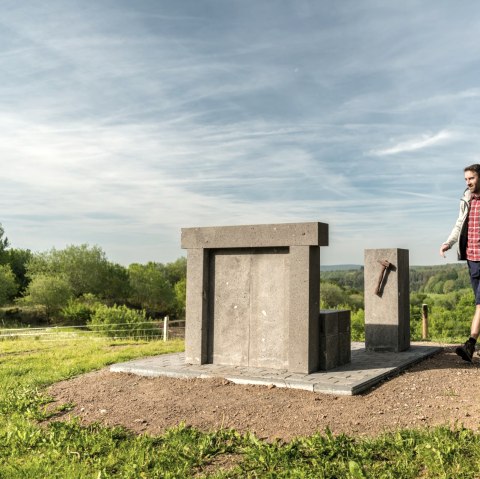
[181,222,329,374]
[319,310,351,370]
[364,248,410,352]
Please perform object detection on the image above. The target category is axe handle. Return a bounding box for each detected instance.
[374,266,387,295]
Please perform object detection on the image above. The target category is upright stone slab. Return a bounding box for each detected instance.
[181,222,329,374]
[319,310,351,370]
[364,248,410,352]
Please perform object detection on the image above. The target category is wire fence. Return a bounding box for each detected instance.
[0,318,185,342]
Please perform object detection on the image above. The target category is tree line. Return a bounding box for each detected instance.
[0,224,186,325]
[320,263,470,295]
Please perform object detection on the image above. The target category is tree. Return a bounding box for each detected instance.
[0,223,9,265]
[443,279,456,294]
[5,248,32,293]
[26,244,117,299]
[21,274,73,320]
[0,264,18,305]
[410,292,427,308]
[163,257,187,286]
[128,262,176,314]
[174,277,186,316]
[320,282,346,309]
[102,262,131,303]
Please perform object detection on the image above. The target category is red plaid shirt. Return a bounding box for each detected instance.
[467,194,480,261]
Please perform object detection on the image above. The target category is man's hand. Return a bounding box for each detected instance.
[439,243,450,258]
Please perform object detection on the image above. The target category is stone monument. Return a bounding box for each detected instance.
[364,248,410,352]
[181,222,350,374]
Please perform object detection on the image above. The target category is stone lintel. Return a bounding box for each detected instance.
[181,222,328,249]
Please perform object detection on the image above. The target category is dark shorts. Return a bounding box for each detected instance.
[467,260,480,305]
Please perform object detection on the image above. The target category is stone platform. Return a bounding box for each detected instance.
[110,342,442,396]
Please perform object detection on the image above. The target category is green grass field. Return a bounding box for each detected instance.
[1,337,480,478]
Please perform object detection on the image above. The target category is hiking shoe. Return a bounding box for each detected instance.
[455,341,475,363]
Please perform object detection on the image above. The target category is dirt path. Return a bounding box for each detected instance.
[47,346,480,441]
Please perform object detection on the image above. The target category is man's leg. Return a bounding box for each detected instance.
[470,304,480,339]
[456,261,480,362]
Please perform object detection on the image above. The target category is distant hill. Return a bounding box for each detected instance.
[322,264,363,271]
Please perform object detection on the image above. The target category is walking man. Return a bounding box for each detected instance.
[440,164,480,362]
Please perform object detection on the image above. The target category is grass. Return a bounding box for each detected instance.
[2,337,480,478]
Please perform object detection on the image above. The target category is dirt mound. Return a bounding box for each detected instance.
[47,347,480,441]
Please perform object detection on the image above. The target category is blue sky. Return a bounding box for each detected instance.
[1,1,479,266]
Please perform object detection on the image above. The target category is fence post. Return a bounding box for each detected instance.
[422,304,428,340]
[163,315,169,342]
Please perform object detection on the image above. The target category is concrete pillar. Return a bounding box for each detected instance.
[364,248,410,352]
[288,245,320,373]
[184,248,209,364]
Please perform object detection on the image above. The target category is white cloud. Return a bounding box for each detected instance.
[397,88,480,112]
[370,130,455,156]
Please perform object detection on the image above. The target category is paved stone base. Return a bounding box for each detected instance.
[110,342,442,396]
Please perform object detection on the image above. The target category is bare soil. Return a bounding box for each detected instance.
[47,346,480,441]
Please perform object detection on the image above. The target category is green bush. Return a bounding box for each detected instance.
[88,304,158,339]
[0,305,48,327]
[61,296,100,325]
[351,309,365,341]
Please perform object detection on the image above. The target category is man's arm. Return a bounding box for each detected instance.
[440,199,468,258]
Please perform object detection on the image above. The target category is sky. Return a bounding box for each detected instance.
[1,0,480,267]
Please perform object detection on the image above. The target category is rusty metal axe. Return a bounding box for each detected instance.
[374,259,391,295]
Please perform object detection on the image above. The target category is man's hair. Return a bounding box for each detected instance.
[464,164,480,175]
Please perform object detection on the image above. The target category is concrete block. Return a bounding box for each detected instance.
[319,336,339,371]
[319,309,338,336]
[364,248,410,352]
[337,310,351,334]
[318,309,351,370]
[338,332,351,365]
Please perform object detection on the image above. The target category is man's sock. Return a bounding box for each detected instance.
[467,337,477,345]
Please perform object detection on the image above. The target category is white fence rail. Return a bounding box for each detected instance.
[0,318,185,342]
